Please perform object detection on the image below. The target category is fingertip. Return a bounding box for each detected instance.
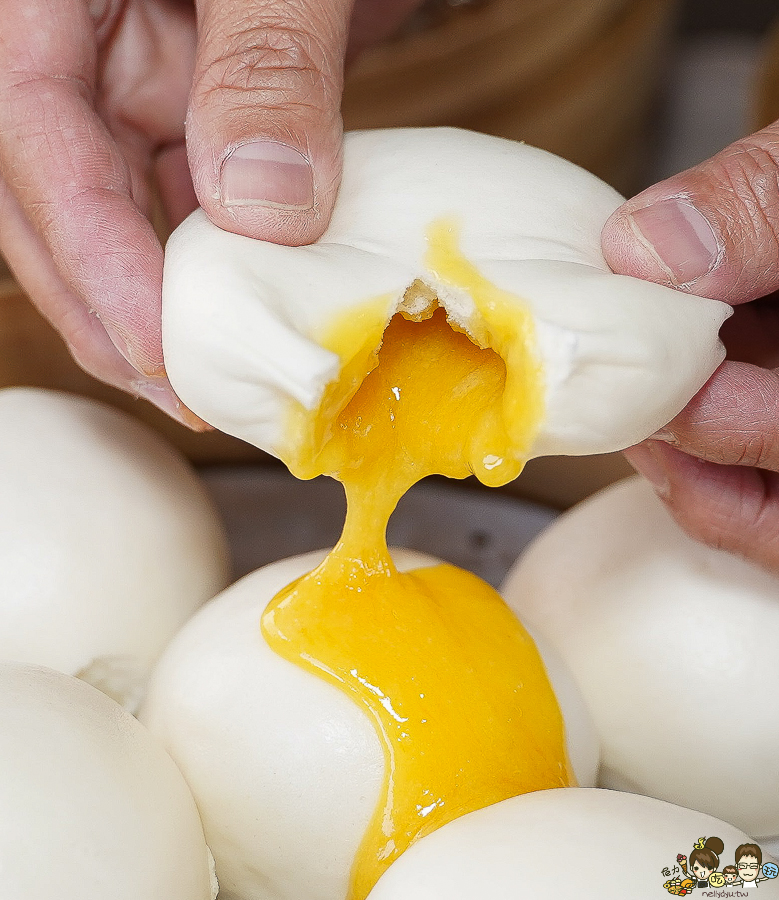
[132,376,214,432]
[601,208,664,286]
[622,442,672,498]
[99,315,164,378]
[74,328,210,432]
[624,441,726,543]
[625,441,779,571]
[191,129,341,246]
[186,1,347,247]
[601,207,648,278]
[61,304,205,430]
[603,122,779,302]
[601,197,721,289]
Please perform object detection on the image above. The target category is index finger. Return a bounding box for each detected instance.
[0,0,164,375]
[623,360,779,571]
[655,361,779,472]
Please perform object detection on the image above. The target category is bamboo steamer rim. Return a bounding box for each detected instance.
[461,0,676,193]
[357,0,627,65]
[343,0,631,125]
[754,15,779,130]
[468,0,675,139]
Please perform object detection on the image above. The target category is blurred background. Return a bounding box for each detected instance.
[2,0,779,527]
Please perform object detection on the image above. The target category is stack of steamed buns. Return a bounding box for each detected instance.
[1,130,775,900]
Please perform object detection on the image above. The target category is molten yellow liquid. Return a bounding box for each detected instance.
[262,224,573,900]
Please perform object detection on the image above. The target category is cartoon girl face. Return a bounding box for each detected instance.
[693,861,713,880]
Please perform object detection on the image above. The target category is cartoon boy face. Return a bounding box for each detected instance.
[723,870,738,884]
[738,855,761,883]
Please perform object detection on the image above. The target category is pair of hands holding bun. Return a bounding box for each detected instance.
[1,0,777,573]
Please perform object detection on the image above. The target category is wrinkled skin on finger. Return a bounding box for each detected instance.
[603,117,779,575]
[623,295,779,574]
[0,0,423,423]
[0,0,199,422]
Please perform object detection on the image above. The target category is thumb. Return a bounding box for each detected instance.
[188,0,351,246]
[602,120,779,304]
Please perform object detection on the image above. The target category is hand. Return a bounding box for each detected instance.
[601,120,779,573]
[0,0,421,426]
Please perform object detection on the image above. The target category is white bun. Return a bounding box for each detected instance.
[0,388,230,710]
[164,128,729,464]
[141,548,598,900]
[367,788,767,900]
[502,476,779,836]
[0,662,215,899]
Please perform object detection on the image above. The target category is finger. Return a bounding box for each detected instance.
[601,119,779,304]
[0,175,208,429]
[156,141,200,229]
[97,0,196,144]
[651,361,779,471]
[188,0,352,246]
[97,0,197,228]
[623,441,779,573]
[0,0,164,375]
[0,172,147,389]
[624,359,779,574]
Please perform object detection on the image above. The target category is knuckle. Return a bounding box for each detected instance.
[6,71,91,104]
[0,75,132,215]
[2,73,91,163]
[713,139,779,255]
[730,431,772,468]
[195,20,339,112]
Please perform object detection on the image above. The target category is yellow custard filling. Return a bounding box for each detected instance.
[262,223,572,900]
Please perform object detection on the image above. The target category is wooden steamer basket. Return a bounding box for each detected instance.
[0,0,680,507]
[342,0,676,197]
[753,13,779,131]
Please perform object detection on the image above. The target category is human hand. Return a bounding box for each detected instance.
[0,0,421,426]
[602,120,779,573]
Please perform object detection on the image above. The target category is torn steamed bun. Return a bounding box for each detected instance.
[163,127,729,470]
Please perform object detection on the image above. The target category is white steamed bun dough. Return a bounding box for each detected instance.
[0,388,230,711]
[0,662,216,900]
[367,788,775,900]
[163,127,730,463]
[501,476,779,839]
[140,548,599,900]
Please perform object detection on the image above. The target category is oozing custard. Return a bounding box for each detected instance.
[262,223,573,900]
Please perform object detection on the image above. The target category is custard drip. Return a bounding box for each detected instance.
[263,302,572,899]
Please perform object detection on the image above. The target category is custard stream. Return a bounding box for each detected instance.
[263,241,573,900]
